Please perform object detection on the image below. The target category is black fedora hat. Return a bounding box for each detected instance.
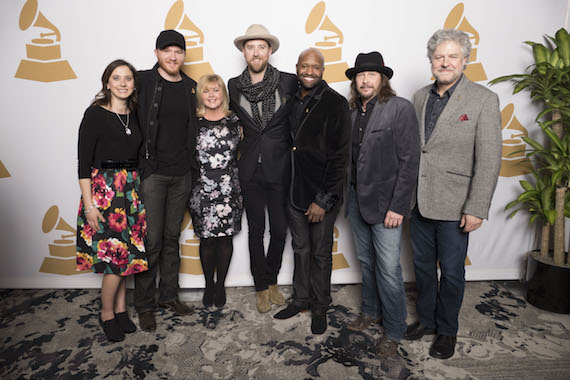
[345,52,393,80]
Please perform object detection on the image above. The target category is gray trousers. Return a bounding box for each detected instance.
[135,171,191,313]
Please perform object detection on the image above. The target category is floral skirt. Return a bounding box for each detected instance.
[76,168,148,276]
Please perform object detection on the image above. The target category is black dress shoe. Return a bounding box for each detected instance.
[311,312,327,335]
[274,304,308,319]
[404,321,436,340]
[115,311,137,333]
[203,287,215,308]
[99,317,125,342]
[159,299,194,316]
[138,311,156,332]
[429,335,457,359]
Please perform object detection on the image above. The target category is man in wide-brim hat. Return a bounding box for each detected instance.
[227,25,297,313]
[344,51,420,358]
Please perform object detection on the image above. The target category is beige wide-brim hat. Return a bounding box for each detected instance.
[233,24,280,53]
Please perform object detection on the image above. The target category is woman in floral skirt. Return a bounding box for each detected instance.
[189,74,243,309]
[76,59,148,342]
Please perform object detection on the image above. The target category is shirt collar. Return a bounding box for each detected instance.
[295,80,325,101]
[357,96,377,111]
[431,74,463,98]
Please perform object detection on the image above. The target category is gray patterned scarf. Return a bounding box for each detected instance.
[237,64,280,130]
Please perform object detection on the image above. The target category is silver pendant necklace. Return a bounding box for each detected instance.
[115,112,131,135]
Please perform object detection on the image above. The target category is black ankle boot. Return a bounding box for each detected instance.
[203,286,215,307]
[115,311,136,333]
[214,285,226,307]
[99,317,125,342]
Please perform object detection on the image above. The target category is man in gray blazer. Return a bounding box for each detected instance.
[345,52,420,358]
[404,29,502,359]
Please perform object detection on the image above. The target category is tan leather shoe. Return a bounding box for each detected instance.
[256,289,271,313]
[347,313,381,332]
[375,336,399,358]
[267,284,285,306]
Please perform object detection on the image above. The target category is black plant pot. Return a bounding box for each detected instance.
[526,251,570,314]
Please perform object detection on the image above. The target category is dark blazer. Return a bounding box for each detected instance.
[289,82,351,212]
[412,75,502,220]
[228,72,297,185]
[137,64,198,179]
[347,96,420,224]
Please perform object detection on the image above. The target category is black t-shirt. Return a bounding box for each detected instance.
[77,105,142,178]
[155,79,191,176]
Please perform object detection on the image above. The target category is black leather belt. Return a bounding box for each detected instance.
[95,159,138,170]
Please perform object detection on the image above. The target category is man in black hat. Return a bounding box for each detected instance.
[134,30,198,332]
[272,48,350,334]
[228,24,297,313]
[344,52,419,357]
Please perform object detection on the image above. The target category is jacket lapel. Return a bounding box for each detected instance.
[425,76,469,147]
[231,75,291,131]
[418,93,428,147]
[361,101,385,142]
[230,79,260,130]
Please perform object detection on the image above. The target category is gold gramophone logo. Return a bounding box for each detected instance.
[332,226,349,270]
[442,2,487,82]
[500,104,533,177]
[305,1,349,84]
[15,0,76,82]
[165,0,214,82]
[40,205,87,275]
[0,161,10,178]
[179,210,203,275]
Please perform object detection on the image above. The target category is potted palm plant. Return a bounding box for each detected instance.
[490,27,570,314]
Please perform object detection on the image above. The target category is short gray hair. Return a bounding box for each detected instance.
[427,29,472,66]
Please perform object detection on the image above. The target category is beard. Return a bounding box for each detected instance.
[299,76,321,91]
[358,86,380,102]
[247,60,268,74]
[158,59,183,76]
[433,69,462,85]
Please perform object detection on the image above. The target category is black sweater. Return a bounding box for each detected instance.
[77,105,141,178]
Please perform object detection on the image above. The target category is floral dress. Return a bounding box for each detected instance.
[75,106,148,276]
[189,114,243,238]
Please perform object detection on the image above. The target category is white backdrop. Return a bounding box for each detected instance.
[1,0,569,288]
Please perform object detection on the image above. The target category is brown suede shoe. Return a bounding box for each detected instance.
[256,289,271,313]
[347,314,381,332]
[267,284,285,306]
[138,311,156,332]
[159,299,194,316]
[374,336,400,358]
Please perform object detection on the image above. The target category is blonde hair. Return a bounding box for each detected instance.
[196,74,231,117]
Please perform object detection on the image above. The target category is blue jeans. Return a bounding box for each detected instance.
[347,187,407,341]
[410,207,469,336]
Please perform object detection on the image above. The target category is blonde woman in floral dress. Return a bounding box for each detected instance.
[189,74,243,310]
[76,59,148,342]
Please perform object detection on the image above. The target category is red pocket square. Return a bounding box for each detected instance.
[459,114,469,121]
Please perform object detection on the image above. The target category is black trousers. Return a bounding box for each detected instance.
[135,172,191,313]
[288,201,340,314]
[241,164,288,291]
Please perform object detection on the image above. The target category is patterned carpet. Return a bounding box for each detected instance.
[1,281,569,379]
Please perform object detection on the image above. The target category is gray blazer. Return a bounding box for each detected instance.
[412,75,502,220]
[348,96,420,224]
